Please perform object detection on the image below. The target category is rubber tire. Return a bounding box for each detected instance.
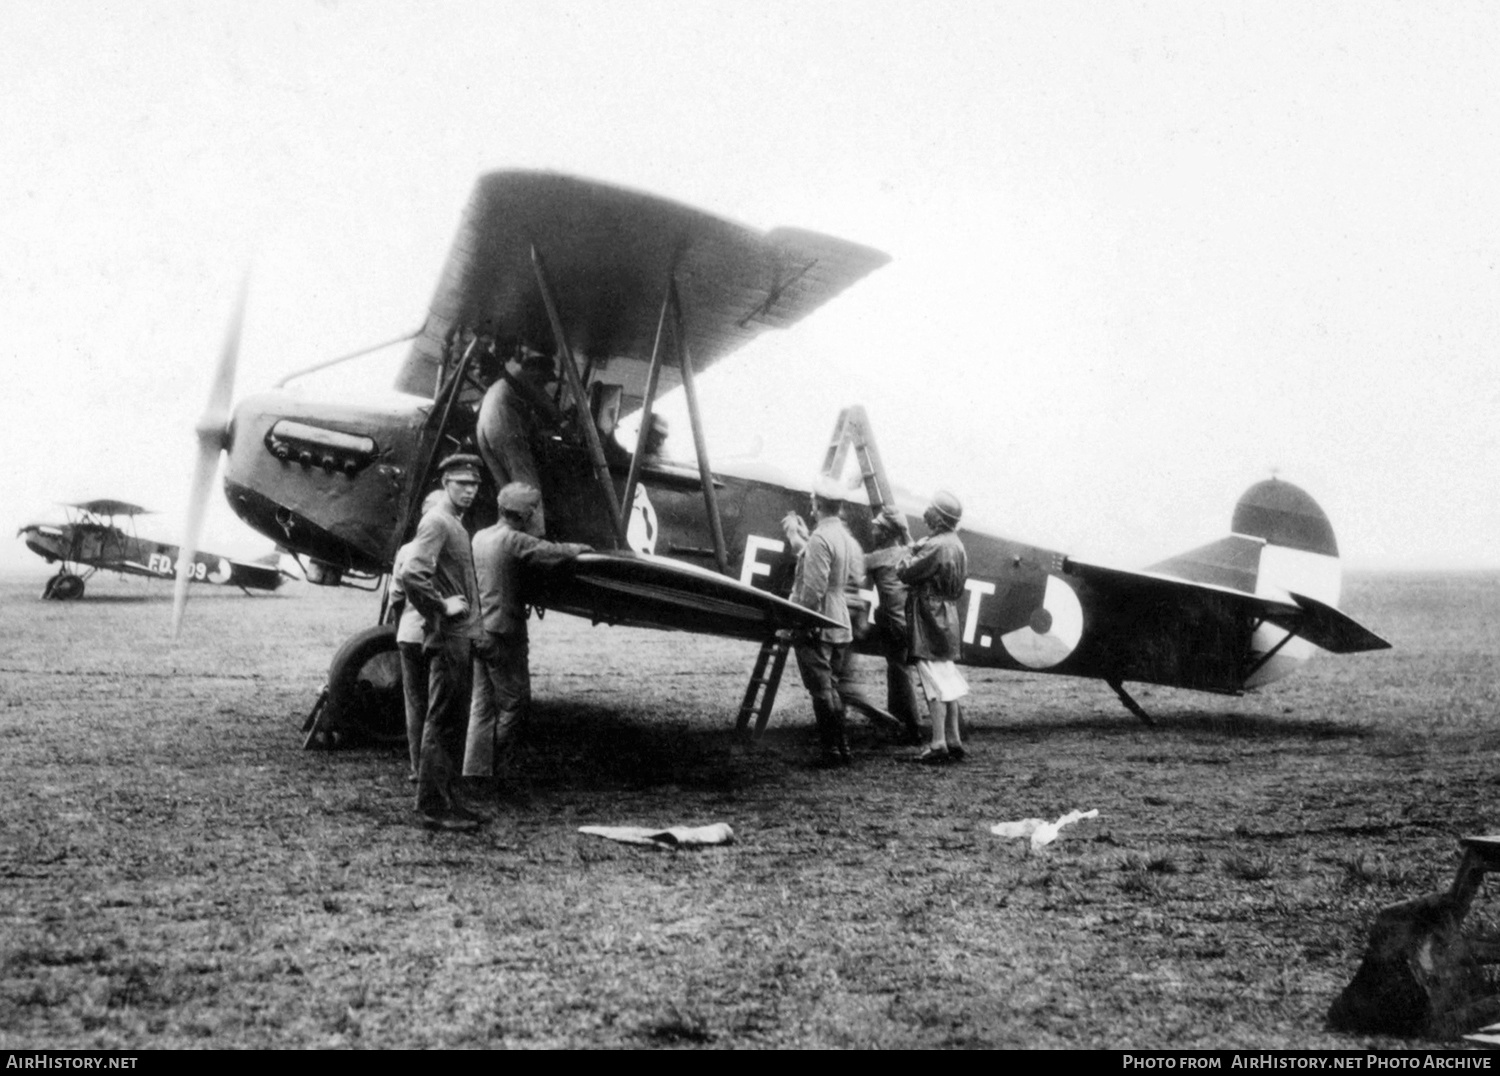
[325,623,407,745]
[49,574,84,601]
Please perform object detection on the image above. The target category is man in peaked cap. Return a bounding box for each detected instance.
[898,489,971,764]
[784,474,866,767]
[463,482,591,796]
[398,453,486,831]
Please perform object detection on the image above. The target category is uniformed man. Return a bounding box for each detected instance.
[398,454,486,830]
[463,482,591,791]
[899,489,970,764]
[785,475,866,767]
[475,351,563,537]
[389,491,445,783]
[783,501,906,741]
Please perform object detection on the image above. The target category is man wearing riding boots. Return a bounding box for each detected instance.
[399,454,486,831]
[899,490,970,764]
[463,482,590,795]
[389,491,446,785]
[782,505,894,739]
[785,475,865,767]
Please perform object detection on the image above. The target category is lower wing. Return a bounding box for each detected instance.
[533,552,841,640]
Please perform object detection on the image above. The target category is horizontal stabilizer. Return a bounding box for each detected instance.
[539,552,841,640]
[1065,557,1299,615]
[1066,558,1389,655]
[1147,534,1263,593]
[1268,591,1392,654]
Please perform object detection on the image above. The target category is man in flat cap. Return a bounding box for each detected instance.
[783,475,866,767]
[463,482,591,794]
[398,454,486,830]
[899,489,970,764]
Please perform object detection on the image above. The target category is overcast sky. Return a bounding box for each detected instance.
[4,1,1497,574]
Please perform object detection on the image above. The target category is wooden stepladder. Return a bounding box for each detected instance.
[735,635,792,741]
[820,404,895,513]
[737,405,895,742]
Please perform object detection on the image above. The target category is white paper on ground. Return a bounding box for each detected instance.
[990,809,1099,850]
[578,823,735,848]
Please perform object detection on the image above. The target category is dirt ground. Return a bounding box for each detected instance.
[2,568,1498,1049]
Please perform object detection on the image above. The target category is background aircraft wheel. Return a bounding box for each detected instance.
[325,624,407,746]
[48,574,85,601]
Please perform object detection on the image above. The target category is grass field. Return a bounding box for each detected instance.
[2,568,1498,1049]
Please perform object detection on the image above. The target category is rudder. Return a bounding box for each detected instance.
[1149,478,1347,689]
[1232,478,1341,607]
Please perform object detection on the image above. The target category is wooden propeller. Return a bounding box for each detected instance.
[172,276,246,637]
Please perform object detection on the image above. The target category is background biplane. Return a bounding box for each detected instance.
[173,171,1389,744]
[19,499,285,601]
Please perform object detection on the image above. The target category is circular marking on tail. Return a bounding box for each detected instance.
[1002,575,1084,669]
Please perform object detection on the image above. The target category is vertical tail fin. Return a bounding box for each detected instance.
[1231,478,1341,606]
[1149,479,1341,597]
[1150,478,1346,689]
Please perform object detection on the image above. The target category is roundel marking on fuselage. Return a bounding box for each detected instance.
[208,557,234,584]
[1000,574,1083,669]
[627,485,659,556]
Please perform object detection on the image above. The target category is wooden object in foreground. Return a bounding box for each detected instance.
[1330,835,1500,1039]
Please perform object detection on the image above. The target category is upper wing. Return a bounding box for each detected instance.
[1065,558,1391,655]
[394,171,890,405]
[65,499,151,516]
[534,551,841,640]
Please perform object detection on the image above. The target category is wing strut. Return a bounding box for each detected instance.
[1243,621,1299,681]
[612,276,731,575]
[530,243,626,546]
[672,279,730,576]
[618,287,673,546]
[391,334,484,555]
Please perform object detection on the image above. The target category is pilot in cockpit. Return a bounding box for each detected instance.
[603,408,672,470]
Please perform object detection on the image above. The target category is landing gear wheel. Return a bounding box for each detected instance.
[324,623,407,746]
[45,573,84,601]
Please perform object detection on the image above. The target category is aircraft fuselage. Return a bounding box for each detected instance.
[593,463,1258,696]
[18,520,282,592]
[221,389,1273,695]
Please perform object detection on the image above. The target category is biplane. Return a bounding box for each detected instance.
[19,499,285,600]
[173,170,1388,743]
